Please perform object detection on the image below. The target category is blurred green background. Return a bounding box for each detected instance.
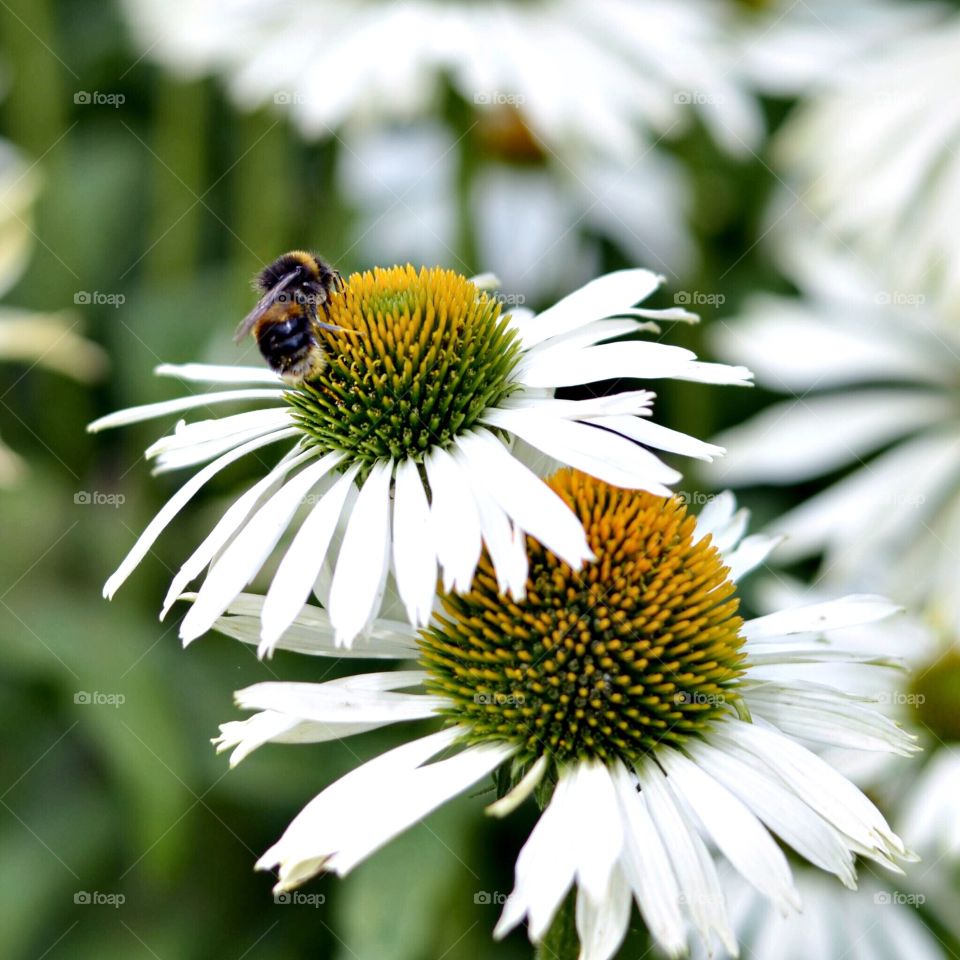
[1,1,950,958]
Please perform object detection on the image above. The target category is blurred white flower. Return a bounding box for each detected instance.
[776,10,960,318]
[0,141,107,484]
[736,0,944,98]
[710,234,960,633]
[121,0,762,161]
[91,265,749,649]
[209,483,914,959]
[691,867,943,960]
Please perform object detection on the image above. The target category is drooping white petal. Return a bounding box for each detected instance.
[611,763,686,957]
[637,758,738,955]
[391,458,437,626]
[567,762,624,904]
[484,407,679,495]
[461,475,529,598]
[496,769,581,942]
[687,738,856,887]
[512,268,662,348]
[179,451,342,643]
[575,866,632,960]
[742,596,902,643]
[259,463,361,655]
[159,446,316,619]
[455,430,594,572]
[590,415,725,462]
[658,747,799,911]
[424,445,483,592]
[328,460,394,646]
[103,428,300,601]
[209,593,417,659]
[155,362,283,385]
[486,755,548,818]
[87,388,286,432]
[504,390,655,419]
[257,726,463,889]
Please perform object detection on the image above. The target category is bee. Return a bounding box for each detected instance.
[234,250,350,384]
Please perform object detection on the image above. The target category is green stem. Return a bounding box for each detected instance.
[535,893,579,960]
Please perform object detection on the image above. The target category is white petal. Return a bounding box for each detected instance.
[159,446,315,619]
[455,430,593,572]
[694,491,737,541]
[179,452,342,643]
[505,390,655,419]
[259,463,360,655]
[258,726,463,889]
[513,269,662,348]
[724,533,781,582]
[742,596,901,643]
[611,763,686,957]
[687,738,856,887]
[103,429,299,600]
[210,593,417,659]
[576,867,632,960]
[486,755,548,818]
[155,362,283,385]
[591,415,725,462]
[659,747,799,911]
[484,407,679,494]
[424,445,482,592]
[328,460,394,646]
[392,458,437,626]
[568,762,624,903]
[87,388,286,432]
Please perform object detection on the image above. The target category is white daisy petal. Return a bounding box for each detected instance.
[484,407,679,495]
[724,533,781,582]
[179,451,343,644]
[742,596,902,643]
[159,446,316,619]
[391,457,437,626]
[259,463,361,654]
[590,414,725,462]
[103,428,300,601]
[513,268,661,348]
[658,747,799,911]
[155,362,283,385]
[455,430,593,572]
[486,755,548,819]
[424,445,483,593]
[87,388,286,432]
[575,866,632,960]
[327,460,394,647]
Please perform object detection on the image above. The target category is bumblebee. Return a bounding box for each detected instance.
[235,250,347,384]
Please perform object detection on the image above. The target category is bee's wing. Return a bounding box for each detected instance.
[314,320,364,336]
[233,270,299,343]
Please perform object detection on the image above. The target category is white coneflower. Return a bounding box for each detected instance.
[121,0,761,162]
[207,476,914,959]
[90,265,750,649]
[775,9,960,318]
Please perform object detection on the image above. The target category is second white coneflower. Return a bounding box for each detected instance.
[90,264,749,648]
